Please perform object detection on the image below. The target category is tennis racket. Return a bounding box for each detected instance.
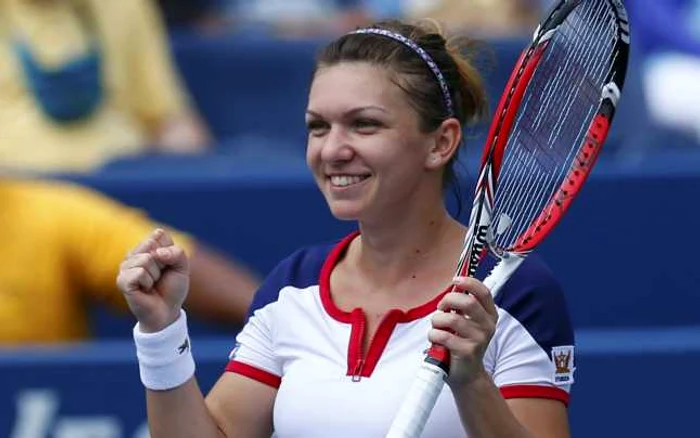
[385,1,630,436]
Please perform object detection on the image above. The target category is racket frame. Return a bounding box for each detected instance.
[385,1,631,437]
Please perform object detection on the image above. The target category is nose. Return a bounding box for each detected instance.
[320,125,354,163]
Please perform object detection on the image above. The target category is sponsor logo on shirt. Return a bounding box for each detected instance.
[551,345,575,385]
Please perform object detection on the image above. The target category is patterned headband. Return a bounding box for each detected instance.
[349,28,455,117]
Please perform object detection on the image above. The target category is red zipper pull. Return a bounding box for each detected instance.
[351,358,365,382]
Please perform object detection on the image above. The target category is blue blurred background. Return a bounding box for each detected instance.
[1,0,699,437]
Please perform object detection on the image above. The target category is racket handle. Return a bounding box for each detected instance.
[385,361,447,438]
[483,255,525,298]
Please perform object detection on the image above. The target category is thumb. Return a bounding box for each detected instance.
[153,246,189,274]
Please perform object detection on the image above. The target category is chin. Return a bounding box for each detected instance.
[328,208,361,221]
[326,201,363,221]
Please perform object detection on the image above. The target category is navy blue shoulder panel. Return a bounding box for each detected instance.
[479,255,575,354]
[246,239,339,318]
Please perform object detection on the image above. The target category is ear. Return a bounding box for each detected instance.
[425,118,462,170]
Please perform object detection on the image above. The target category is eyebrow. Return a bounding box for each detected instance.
[305,106,388,118]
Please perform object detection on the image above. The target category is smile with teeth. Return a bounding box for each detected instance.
[329,175,370,187]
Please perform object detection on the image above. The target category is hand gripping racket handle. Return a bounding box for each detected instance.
[385,255,525,438]
[385,361,447,438]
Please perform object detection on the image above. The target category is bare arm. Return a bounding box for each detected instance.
[507,397,570,438]
[184,244,262,327]
[206,373,277,438]
[146,378,224,438]
[153,111,212,153]
[433,279,571,438]
[118,230,273,438]
[146,373,276,438]
[453,372,570,438]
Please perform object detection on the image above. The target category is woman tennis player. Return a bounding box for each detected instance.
[118,19,575,438]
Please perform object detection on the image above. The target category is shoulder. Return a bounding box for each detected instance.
[3,178,192,245]
[85,0,163,34]
[0,179,118,247]
[22,179,146,219]
[481,254,575,351]
[0,178,106,209]
[246,234,352,317]
[85,0,148,16]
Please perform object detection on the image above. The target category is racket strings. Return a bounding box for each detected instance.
[490,0,620,251]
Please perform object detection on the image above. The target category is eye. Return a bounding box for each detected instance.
[353,118,382,133]
[306,119,329,137]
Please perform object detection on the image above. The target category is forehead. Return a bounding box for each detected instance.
[308,62,407,115]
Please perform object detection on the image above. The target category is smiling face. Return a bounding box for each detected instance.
[305,62,442,222]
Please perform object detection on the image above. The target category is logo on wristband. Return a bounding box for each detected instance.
[177,338,190,355]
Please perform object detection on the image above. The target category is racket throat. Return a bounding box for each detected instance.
[425,345,451,375]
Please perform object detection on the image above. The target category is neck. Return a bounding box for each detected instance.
[354,198,465,290]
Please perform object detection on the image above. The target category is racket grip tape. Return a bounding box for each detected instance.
[385,362,447,438]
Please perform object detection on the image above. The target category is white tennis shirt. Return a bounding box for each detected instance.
[227,232,575,437]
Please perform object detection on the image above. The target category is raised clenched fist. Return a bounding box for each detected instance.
[117,228,190,333]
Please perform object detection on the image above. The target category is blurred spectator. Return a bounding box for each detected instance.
[219,0,370,37]
[156,0,225,32]
[403,0,544,37]
[0,177,261,345]
[0,0,211,174]
[629,0,700,145]
[157,0,550,39]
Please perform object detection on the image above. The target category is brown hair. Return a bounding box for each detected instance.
[314,19,490,190]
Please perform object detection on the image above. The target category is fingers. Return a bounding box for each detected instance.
[438,277,498,320]
[117,246,186,294]
[119,228,173,294]
[429,312,494,359]
[436,294,490,328]
[153,245,189,274]
[121,253,161,281]
[428,325,482,354]
[127,228,174,256]
[118,229,189,296]
[430,277,499,355]
[117,265,156,294]
[118,251,164,293]
[152,227,175,247]
[128,235,158,257]
[430,311,482,344]
[144,229,183,271]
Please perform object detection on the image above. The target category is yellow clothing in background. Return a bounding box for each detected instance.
[407,0,540,36]
[0,0,190,172]
[0,179,194,344]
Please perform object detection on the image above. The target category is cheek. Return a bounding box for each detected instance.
[305,140,320,169]
[381,146,430,191]
[383,139,429,174]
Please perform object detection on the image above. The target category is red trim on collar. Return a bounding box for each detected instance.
[318,231,451,380]
[319,231,449,323]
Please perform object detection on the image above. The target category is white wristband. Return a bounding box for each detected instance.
[133,309,195,391]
